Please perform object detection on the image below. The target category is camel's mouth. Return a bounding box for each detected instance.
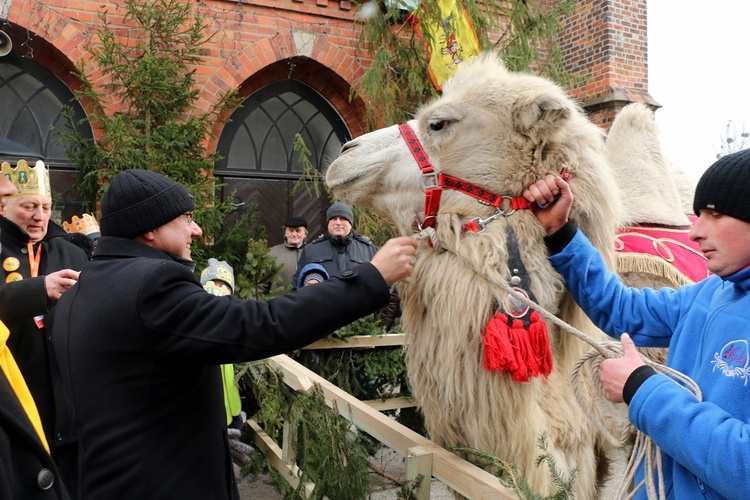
[325,169,363,191]
[326,163,382,199]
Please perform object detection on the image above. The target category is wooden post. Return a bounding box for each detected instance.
[406,445,435,499]
[282,420,296,464]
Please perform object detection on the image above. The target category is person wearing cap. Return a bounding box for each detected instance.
[200,258,255,466]
[292,201,378,289]
[0,172,71,499]
[523,148,750,499]
[268,215,308,289]
[52,169,416,499]
[0,160,87,495]
[199,258,244,430]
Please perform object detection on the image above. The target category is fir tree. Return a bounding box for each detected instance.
[58,0,238,262]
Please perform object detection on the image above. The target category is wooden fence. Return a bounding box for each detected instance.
[245,334,516,499]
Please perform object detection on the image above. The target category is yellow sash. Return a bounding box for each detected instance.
[0,321,49,452]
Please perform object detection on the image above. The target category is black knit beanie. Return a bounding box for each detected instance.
[283,216,308,228]
[326,201,354,225]
[99,169,195,238]
[693,148,750,223]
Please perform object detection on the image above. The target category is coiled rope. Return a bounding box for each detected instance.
[418,227,702,499]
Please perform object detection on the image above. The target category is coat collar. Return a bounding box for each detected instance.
[0,215,68,245]
[93,236,196,271]
[726,265,750,292]
[326,230,354,249]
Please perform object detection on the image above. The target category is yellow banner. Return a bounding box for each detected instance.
[409,0,480,90]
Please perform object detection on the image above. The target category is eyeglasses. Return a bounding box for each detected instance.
[181,211,194,224]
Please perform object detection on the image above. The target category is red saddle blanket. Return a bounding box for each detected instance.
[615,215,710,284]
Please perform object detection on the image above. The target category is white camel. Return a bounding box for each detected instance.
[326,54,701,497]
[328,53,620,497]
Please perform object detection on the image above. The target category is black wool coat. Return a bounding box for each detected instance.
[0,217,88,448]
[0,371,71,500]
[53,236,390,499]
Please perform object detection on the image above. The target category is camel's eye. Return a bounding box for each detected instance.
[428,119,448,132]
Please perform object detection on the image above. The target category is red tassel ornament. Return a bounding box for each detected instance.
[509,319,538,382]
[482,312,517,372]
[528,311,553,377]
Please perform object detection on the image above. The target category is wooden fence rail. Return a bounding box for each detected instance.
[246,353,516,499]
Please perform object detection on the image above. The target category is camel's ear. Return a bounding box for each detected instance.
[512,94,571,140]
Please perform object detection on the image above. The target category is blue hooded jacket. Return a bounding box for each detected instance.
[551,228,750,500]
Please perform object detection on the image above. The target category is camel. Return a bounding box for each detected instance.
[605,102,706,292]
[326,54,703,497]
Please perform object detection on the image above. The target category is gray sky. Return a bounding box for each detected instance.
[648,1,750,180]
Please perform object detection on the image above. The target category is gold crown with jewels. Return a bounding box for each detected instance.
[1,159,51,197]
[62,213,101,237]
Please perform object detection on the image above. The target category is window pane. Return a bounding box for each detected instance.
[216,80,350,177]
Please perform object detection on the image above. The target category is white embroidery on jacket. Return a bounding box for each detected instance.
[711,339,750,386]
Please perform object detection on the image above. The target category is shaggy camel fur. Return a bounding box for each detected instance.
[327,54,625,498]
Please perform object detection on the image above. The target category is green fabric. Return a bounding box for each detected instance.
[221,364,242,426]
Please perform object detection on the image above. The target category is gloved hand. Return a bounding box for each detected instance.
[227,424,255,466]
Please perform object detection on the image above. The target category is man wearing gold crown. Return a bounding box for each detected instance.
[0,159,87,496]
[0,171,71,499]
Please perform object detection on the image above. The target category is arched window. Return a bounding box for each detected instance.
[215,79,351,244]
[215,79,349,176]
[0,52,91,169]
[0,51,93,220]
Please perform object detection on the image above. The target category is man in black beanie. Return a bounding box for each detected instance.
[52,169,416,500]
[522,148,750,499]
[292,201,378,289]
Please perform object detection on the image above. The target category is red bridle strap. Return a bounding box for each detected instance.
[398,122,572,232]
[399,123,442,229]
[438,174,532,211]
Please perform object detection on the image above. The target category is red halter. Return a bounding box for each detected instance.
[398,123,562,381]
[398,123,570,232]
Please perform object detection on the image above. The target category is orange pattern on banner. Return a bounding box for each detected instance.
[408,0,480,91]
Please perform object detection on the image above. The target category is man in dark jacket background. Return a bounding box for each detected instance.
[0,160,87,496]
[53,169,416,499]
[293,201,378,288]
[268,215,308,289]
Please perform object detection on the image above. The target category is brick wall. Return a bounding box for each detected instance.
[3,0,655,141]
[4,0,370,150]
[556,0,657,130]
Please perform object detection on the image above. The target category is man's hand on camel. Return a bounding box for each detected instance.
[370,236,417,285]
[45,269,80,301]
[523,173,574,235]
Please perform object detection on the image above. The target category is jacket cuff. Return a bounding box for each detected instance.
[623,365,657,405]
[303,272,326,286]
[543,221,577,255]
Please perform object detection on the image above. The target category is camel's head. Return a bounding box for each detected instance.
[327,53,620,245]
[326,123,424,234]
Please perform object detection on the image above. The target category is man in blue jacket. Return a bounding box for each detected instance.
[523,149,750,499]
